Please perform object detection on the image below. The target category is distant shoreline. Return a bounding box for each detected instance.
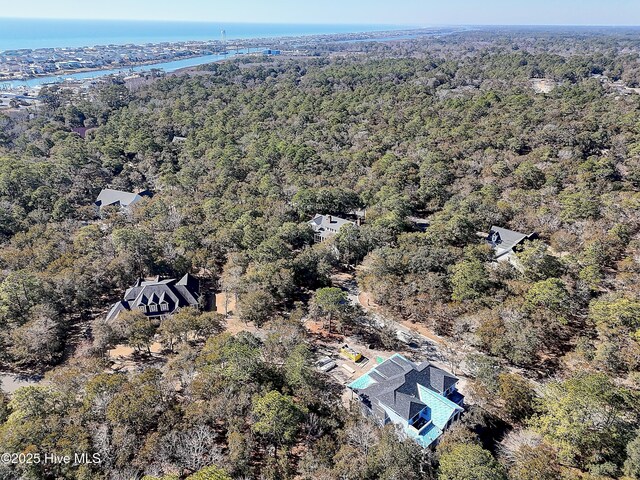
[0,19,413,51]
[0,28,447,89]
[0,51,229,82]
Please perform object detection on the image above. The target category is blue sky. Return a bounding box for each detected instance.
[2,0,640,26]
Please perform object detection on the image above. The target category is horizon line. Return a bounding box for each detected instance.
[0,18,639,28]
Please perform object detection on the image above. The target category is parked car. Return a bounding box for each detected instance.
[315,356,337,372]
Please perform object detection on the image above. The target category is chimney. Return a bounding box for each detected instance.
[328,215,333,223]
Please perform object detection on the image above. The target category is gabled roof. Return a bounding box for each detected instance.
[487,226,536,258]
[95,188,143,209]
[174,273,200,305]
[106,301,128,321]
[416,361,459,393]
[350,354,460,422]
[106,274,199,322]
[308,214,355,233]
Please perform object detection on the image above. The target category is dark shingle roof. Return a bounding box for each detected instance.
[355,355,459,421]
[486,226,535,252]
[106,273,199,322]
[416,362,459,393]
[308,214,355,240]
[375,390,426,420]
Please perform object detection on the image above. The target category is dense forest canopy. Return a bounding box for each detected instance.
[0,28,639,479]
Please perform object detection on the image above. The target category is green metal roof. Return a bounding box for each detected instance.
[417,384,462,431]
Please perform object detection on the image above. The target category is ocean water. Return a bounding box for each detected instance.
[0,18,407,51]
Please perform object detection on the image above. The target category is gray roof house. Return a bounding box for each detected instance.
[308,214,356,243]
[486,226,538,262]
[349,354,464,448]
[95,188,151,211]
[106,274,200,322]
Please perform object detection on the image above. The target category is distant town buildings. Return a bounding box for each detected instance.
[0,40,295,84]
[106,274,200,322]
[0,42,220,82]
[0,27,438,85]
[349,354,464,448]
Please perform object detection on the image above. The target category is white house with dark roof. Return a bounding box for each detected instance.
[308,214,356,243]
[106,274,200,322]
[486,225,538,263]
[95,188,151,212]
[348,354,464,448]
